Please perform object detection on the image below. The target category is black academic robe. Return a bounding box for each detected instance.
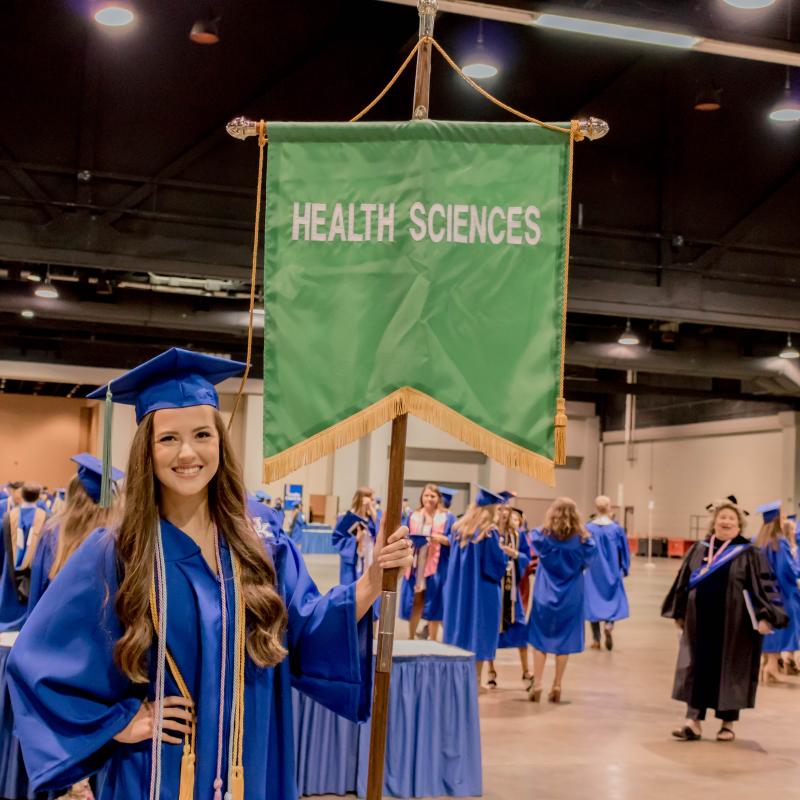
[661,536,787,712]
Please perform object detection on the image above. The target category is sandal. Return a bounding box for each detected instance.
[604,625,614,652]
[672,725,701,741]
[548,686,562,703]
[716,725,735,742]
[487,668,498,689]
[528,685,542,703]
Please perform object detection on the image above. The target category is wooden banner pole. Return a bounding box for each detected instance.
[365,5,436,798]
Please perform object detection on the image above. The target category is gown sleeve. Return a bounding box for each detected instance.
[282,537,373,722]
[748,545,789,629]
[6,529,141,792]
[480,531,508,583]
[617,526,631,576]
[516,530,531,574]
[331,515,358,567]
[661,542,703,620]
[26,525,56,613]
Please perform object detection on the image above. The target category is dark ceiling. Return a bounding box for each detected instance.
[2,0,800,429]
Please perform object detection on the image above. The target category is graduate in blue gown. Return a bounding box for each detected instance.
[584,495,630,652]
[753,502,800,683]
[245,495,284,542]
[492,505,532,688]
[399,484,453,642]
[527,497,596,704]
[7,348,412,800]
[0,482,49,631]
[332,487,382,620]
[442,486,507,689]
[27,453,124,613]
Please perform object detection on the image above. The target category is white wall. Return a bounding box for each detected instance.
[601,413,795,539]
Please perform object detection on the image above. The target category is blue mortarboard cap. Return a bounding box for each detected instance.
[438,486,458,509]
[87,347,246,424]
[335,511,369,536]
[475,485,504,507]
[70,453,123,504]
[756,500,781,524]
[788,514,797,522]
[254,490,272,503]
[498,490,516,503]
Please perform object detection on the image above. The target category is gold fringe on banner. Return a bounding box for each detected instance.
[263,387,556,487]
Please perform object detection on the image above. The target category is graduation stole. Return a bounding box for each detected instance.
[406,510,447,580]
[148,525,247,800]
[688,538,750,590]
[500,528,519,627]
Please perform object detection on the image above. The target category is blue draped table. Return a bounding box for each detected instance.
[293,640,482,798]
[296,524,336,555]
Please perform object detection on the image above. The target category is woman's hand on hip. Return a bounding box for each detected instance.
[113,697,194,745]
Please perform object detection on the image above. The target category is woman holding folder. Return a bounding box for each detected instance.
[662,496,787,742]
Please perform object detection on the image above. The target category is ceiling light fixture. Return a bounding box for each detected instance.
[694,85,723,111]
[770,67,800,122]
[20,310,35,319]
[723,0,776,8]
[34,273,59,300]
[780,334,800,359]
[535,13,701,49]
[94,3,135,27]
[189,15,221,45]
[618,320,640,346]
[25,272,42,282]
[463,19,498,79]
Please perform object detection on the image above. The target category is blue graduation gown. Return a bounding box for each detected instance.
[761,539,800,653]
[7,520,372,798]
[399,512,453,622]
[498,530,532,649]
[583,521,630,623]
[442,528,507,661]
[0,507,41,631]
[527,529,596,655]
[332,513,380,620]
[27,526,58,613]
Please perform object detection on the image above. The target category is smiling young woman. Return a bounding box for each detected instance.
[7,348,412,800]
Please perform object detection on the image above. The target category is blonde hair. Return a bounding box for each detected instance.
[48,474,122,579]
[707,502,746,537]
[350,486,376,519]
[542,497,585,541]
[453,503,496,547]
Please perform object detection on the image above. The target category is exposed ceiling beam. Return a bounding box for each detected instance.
[0,143,60,222]
[692,160,800,272]
[378,0,800,67]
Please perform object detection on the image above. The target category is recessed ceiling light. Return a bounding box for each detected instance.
[94,3,135,27]
[20,310,35,319]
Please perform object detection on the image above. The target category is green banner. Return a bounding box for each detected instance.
[263,120,571,485]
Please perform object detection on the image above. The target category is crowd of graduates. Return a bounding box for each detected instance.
[332,485,631,701]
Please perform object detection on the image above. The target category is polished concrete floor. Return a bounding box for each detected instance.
[304,554,800,800]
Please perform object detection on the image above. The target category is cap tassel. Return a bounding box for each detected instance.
[178,744,195,800]
[229,766,244,800]
[554,396,567,466]
[99,385,114,508]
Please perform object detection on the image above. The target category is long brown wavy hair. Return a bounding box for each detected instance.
[114,410,288,683]
[453,503,496,547]
[542,497,587,541]
[48,474,122,579]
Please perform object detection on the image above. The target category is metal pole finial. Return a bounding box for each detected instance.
[578,117,610,141]
[226,116,259,140]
